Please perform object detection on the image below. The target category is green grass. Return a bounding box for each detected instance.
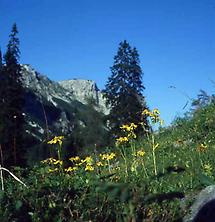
[1,102,215,221]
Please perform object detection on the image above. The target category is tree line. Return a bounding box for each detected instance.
[0,23,25,167]
[0,24,148,167]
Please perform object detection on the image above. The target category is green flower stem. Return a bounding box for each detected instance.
[141,159,148,178]
[119,146,128,177]
[152,135,157,176]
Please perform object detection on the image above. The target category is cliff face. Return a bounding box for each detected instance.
[59,79,108,114]
[20,64,109,143]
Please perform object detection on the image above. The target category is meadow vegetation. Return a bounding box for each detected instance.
[1,24,215,222]
[1,101,215,221]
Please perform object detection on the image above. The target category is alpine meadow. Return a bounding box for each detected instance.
[0,1,215,221]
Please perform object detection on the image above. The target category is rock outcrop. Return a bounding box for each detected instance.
[20,64,108,142]
[183,185,215,222]
[59,79,108,114]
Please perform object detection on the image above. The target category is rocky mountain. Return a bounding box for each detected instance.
[20,64,109,148]
[59,79,108,114]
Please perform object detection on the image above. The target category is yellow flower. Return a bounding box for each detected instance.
[96,161,104,167]
[128,132,137,139]
[69,156,80,162]
[142,108,163,125]
[41,157,57,164]
[53,160,63,165]
[65,166,78,172]
[48,168,58,173]
[100,152,116,161]
[85,165,94,171]
[120,123,138,132]
[116,136,129,145]
[152,108,160,115]
[47,136,64,146]
[142,109,151,116]
[197,143,207,152]
[137,150,145,157]
[82,156,93,164]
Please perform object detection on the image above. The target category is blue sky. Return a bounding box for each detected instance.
[0,0,215,125]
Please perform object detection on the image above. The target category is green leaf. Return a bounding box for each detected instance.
[199,173,214,186]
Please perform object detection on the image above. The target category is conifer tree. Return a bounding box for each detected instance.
[104,40,148,137]
[1,24,25,167]
[0,48,4,147]
[0,48,2,70]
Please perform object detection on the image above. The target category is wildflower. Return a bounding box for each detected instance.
[142,108,163,125]
[69,156,80,162]
[120,123,138,132]
[116,136,129,146]
[153,108,160,115]
[197,143,207,152]
[53,160,63,165]
[147,208,153,217]
[82,156,93,164]
[85,165,94,171]
[47,136,64,146]
[203,163,213,176]
[142,109,151,116]
[137,150,145,157]
[96,161,104,167]
[65,166,78,172]
[41,157,57,164]
[100,152,116,161]
[48,168,58,173]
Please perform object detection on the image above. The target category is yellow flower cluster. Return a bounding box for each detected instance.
[116,136,129,146]
[68,156,95,172]
[85,165,94,171]
[42,151,117,174]
[132,149,145,157]
[69,156,80,162]
[142,108,163,125]
[82,156,93,164]
[65,166,78,172]
[100,152,116,161]
[41,158,63,165]
[67,152,117,172]
[83,156,94,171]
[47,136,64,146]
[137,150,145,157]
[96,161,104,167]
[116,123,138,146]
[41,157,63,173]
[120,123,138,132]
[120,123,137,139]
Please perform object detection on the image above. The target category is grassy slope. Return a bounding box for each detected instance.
[1,102,215,221]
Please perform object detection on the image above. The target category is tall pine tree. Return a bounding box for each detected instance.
[0,48,2,70]
[0,48,4,149]
[104,40,148,137]
[0,23,26,167]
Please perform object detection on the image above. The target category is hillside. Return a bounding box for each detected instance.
[1,98,215,221]
[20,64,109,162]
